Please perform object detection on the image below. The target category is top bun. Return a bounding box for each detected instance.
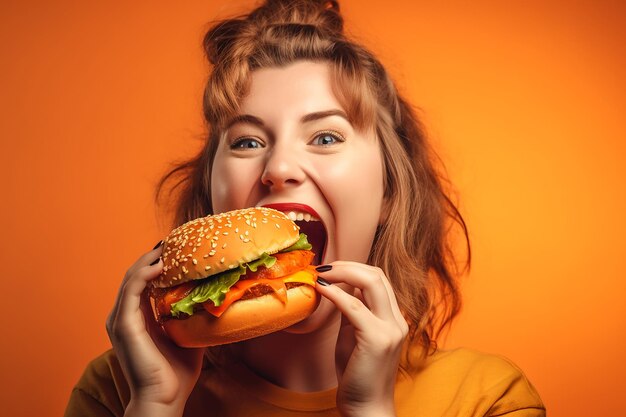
[153,207,300,288]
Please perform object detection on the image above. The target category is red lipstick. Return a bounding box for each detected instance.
[261,203,321,219]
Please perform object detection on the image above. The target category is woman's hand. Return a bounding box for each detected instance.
[315,261,409,417]
[106,243,204,416]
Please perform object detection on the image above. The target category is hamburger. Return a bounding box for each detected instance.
[149,207,320,347]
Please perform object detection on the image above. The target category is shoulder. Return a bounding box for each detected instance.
[396,347,546,416]
[65,350,129,417]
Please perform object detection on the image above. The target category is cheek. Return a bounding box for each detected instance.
[210,156,262,214]
[318,148,385,262]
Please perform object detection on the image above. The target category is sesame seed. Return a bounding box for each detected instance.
[209,250,216,256]
[243,238,250,243]
[222,243,227,249]
[275,224,280,229]
[203,254,209,258]
[220,257,225,264]
[245,230,249,236]
[222,232,229,236]
[205,265,211,271]
[212,242,217,248]
[192,259,198,265]
[182,266,188,274]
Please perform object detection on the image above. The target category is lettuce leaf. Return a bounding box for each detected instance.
[171,265,245,317]
[246,252,276,272]
[282,233,312,252]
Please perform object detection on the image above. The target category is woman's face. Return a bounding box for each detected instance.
[211,60,385,332]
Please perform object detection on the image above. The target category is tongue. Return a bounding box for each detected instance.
[295,221,326,265]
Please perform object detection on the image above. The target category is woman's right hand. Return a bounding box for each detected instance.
[106,242,204,416]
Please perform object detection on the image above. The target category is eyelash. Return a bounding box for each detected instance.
[230,137,264,149]
[229,130,346,149]
[311,130,346,146]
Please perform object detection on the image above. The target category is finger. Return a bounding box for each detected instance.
[315,281,376,331]
[139,288,174,347]
[123,242,164,285]
[376,270,408,332]
[110,244,163,322]
[316,261,395,320]
[117,260,163,324]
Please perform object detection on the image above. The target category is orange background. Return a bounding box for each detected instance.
[1,1,624,416]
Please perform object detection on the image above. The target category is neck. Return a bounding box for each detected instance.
[234,313,341,392]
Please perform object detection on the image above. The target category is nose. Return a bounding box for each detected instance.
[261,144,305,190]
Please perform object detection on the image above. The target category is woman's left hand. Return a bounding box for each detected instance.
[315,261,409,417]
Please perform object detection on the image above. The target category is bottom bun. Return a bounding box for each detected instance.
[162,285,320,347]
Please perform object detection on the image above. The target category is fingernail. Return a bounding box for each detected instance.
[153,240,163,249]
[315,265,332,272]
[149,257,161,266]
[316,277,331,286]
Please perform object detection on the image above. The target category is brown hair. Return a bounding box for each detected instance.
[157,0,470,354]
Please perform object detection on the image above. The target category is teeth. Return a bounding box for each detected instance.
[285,210,318,222]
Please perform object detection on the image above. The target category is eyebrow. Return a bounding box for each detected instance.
[225,109,350,130]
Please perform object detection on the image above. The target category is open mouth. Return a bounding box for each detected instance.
[261,203,327,265]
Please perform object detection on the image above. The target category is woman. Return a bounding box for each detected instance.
[65,1,545,416]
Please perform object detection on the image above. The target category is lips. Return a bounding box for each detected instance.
[261,203,327,265]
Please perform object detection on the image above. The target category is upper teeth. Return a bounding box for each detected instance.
[286,211,318,222]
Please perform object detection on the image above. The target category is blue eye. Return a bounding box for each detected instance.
[231,137,263,149]
[311,131,344,146]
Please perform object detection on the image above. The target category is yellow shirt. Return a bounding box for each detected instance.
[64,348,545,416]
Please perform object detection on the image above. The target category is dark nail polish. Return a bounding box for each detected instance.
[149,257,161,266]
[316,277,331,286]
[153,240,163,249]
[315,265,332,273]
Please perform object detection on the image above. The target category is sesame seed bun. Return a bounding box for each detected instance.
[162,285,319,347]
[150,207,319,347]
[153,207,301,288]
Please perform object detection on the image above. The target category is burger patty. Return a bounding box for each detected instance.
[239,281,305,300]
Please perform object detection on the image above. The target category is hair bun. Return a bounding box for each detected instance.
[255,0,343,35]
[204,0,343,65]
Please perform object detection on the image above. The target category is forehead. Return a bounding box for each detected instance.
[240,61,343,119]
